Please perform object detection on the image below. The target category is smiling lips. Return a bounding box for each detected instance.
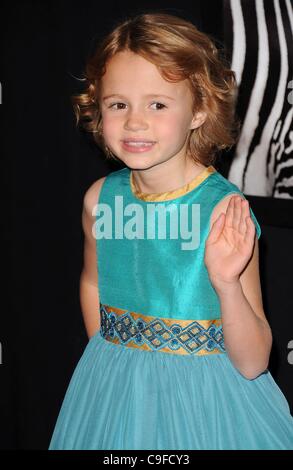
[122,139,156,153]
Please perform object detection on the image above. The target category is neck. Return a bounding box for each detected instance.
[130,158,206,194]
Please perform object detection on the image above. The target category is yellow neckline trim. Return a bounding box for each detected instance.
[130,165,216,202]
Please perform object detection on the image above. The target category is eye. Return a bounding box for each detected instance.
[150,102,167,110]
[108,102,127,110]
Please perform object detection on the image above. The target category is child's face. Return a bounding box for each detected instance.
[100,50,205,169]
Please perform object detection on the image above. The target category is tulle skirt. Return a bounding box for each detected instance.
[49,330,293,450]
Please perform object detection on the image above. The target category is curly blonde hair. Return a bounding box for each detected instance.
[72,12,239,165]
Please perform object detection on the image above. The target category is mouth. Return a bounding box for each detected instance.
[122,139,156,153]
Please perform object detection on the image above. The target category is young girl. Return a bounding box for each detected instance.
[49,13,293,450]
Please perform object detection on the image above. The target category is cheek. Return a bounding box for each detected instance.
[155,113,190,140]
[101,115,120,142]
[154,114,176,134]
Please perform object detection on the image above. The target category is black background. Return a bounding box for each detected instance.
[1,0,293,450]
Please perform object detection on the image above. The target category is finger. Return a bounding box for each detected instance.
[239,199,249,235]
[242,198,250,218]
[225,196,235,229]
[244,216,256,245]
[233,196,242,232]
[208,213,225,243]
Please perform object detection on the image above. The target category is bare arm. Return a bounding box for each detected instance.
[80,177,106,339]
[208,195,272,380]
[215,240,272,380]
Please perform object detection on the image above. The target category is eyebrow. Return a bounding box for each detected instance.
[102,94,175,102]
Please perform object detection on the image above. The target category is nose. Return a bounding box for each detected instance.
[124,108,148,131]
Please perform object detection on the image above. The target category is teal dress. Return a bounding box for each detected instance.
[49,165,293,450]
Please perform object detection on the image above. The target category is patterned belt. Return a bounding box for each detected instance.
[100,303,225,356]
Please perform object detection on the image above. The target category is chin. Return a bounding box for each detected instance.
[119,156,156,171]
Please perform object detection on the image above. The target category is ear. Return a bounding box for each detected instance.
[190,111,207,130]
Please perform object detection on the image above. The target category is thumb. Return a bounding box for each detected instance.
[207,213,225,243]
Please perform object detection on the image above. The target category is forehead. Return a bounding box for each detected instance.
[100,50,190,98]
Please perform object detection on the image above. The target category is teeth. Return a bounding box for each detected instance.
[125,141,154,146]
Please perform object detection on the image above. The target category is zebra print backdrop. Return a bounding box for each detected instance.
[223,0,293,198]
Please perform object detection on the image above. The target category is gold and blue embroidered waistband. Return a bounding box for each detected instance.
[100,303,225,356]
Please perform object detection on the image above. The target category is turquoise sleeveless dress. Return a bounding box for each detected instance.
[49,165,293,450]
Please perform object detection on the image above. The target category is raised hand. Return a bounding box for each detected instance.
[204,196,256,292]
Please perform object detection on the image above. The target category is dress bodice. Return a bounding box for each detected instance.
[95,165,261,322]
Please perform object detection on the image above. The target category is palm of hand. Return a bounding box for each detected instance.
[204,196,256,288]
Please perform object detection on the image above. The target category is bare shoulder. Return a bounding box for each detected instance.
[83,176,107,216]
